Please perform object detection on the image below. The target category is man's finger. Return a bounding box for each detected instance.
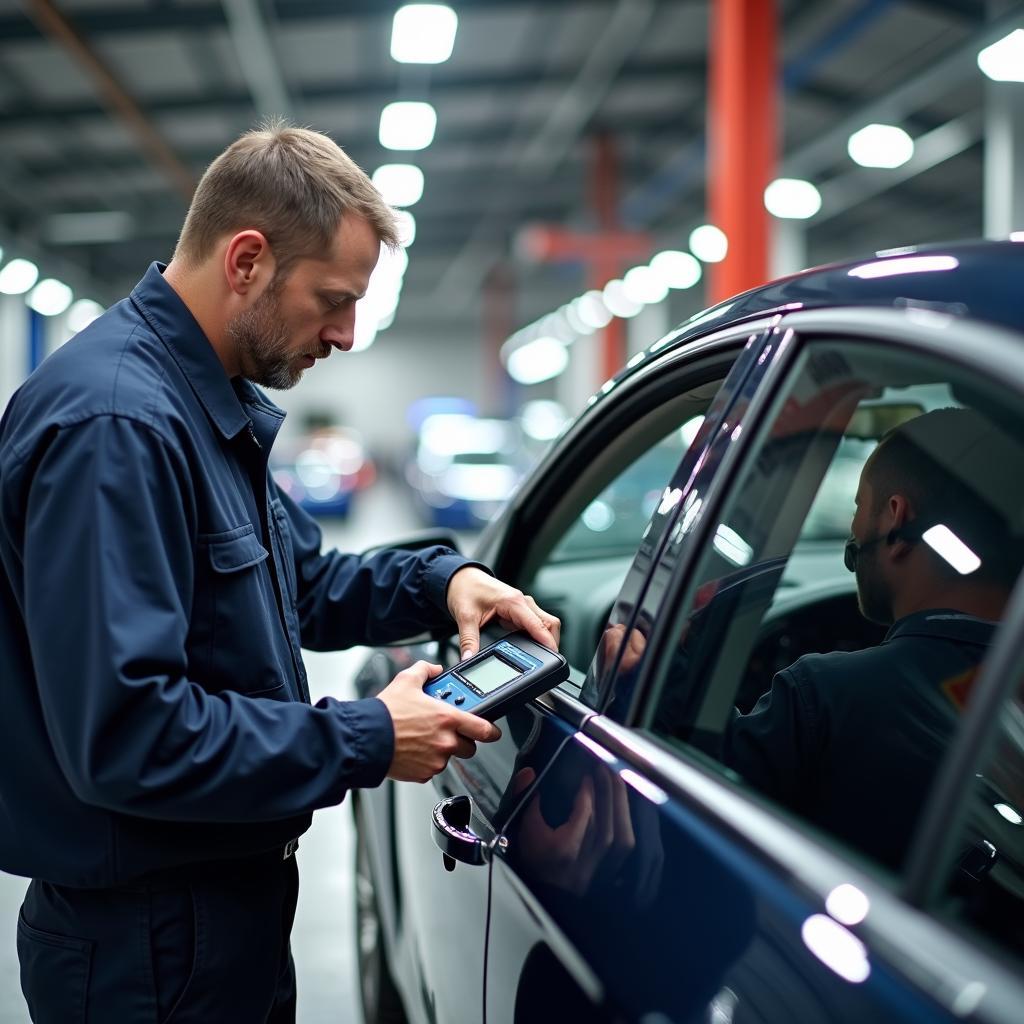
[503,602,558,651]
[458,622,481,659]
[525,595,561,647]
[453,709,501,742]
[453,736,477,759]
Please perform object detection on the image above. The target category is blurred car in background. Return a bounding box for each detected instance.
[270,427,375,520]
[405,414,529,530]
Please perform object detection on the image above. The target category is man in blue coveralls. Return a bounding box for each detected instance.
[725,407,1022,869]
[0,123,560,1022]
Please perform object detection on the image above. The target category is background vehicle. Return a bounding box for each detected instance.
[270,427,376,520]
[353,241,1024,1024]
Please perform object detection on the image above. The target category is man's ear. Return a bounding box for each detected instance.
[223,230,275,297]
[886,494,914,554]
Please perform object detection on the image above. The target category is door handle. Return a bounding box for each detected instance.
[431,795,487,870]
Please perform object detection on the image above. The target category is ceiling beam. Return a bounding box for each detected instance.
[221,0,293,119]
[23,0,195,201]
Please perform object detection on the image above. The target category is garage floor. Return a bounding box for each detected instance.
[0,478,434,1022]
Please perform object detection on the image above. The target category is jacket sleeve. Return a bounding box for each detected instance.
[22,414,394,823]
[722,660,822,811]
[271,483,491,651]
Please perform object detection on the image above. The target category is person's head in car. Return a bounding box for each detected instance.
[846,407,1024,625]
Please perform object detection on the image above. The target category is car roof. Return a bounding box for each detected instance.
[648,239,1024,367]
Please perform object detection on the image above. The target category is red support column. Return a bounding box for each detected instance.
[592,135,627,382]
[708,0,777,303]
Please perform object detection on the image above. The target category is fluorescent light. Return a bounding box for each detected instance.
[650,249,702,289]
[602,279,642,319]
[764,178,822,220]
[391,4,458,64]
[379,101,437,151]
[394,210,417,247]
[577,290,613,329]
[564,300,592,336]
[847,124,915,169]
[922,524,981,575]
[27,278,73,316]
[623,265,668,305]
[0,258,39,295]
[67,299,104,333]
[506,336,569,385]
[848,255,959,279]
[978,29,1024,82]
[352,303,379,351]
[520,400,568,441]
[372,164,424,207]
[689,225,728,263]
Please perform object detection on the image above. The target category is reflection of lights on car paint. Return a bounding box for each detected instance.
[713,524,753,566]
[678,492,703,534]
[680,415,704,447]
[582,500,615,532]
[951,981,988,1017]
[995,802,1023,825]
[575,732,617,764]
[848,255,959,279]
[682,302,736,333]
[657,487,683,516]
[922,524,981,575]
[620,768,668,804]
[600,379,616,395]
[626,351,646,369]
[826,884,870,925]
[801,915,870,983]
[708,986,739,1024]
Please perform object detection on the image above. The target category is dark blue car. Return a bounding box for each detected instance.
[353,241,1024,1024]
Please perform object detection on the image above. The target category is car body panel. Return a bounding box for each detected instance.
[353,242,1024,1024]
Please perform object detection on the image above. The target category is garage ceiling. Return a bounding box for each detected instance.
[0,0,1019,336]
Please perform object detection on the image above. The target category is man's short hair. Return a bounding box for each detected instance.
[174,121,399,273]
[866,407,1024,584]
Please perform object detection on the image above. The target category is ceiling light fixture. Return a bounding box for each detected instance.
[847,124,915,169]
[764,178,822,220]
[379,101,438,151]
[689,225,728,263]
[372,164,425,207]
[978,28,1024,82]
[391,4,459,64]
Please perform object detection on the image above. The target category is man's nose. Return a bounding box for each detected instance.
[319,325,348,350]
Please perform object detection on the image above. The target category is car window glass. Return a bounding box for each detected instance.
[523,378,723,676]
[640,341,1024,877]
[938,677,1024,966]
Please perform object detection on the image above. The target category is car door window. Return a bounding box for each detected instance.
[938,675,1024,966]
[640,339,1024,876]
[522,375,724,676]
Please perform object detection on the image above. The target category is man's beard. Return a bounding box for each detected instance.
[226,282,304,390]
[855,544,894,625]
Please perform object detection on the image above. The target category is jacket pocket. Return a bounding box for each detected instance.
[17,910,93,1024]
[190,524,284,694]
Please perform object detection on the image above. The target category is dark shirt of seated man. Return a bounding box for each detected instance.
[725,407,1023,870]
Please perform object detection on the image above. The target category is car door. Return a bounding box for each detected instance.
[482,309,1024,1023]
[360,318,772,1024]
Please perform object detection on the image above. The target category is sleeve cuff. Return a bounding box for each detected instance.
[424,553,493,612]
[330,697,395,789]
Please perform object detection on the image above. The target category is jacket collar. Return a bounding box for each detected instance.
[130,262,250,440]
[886,608,997,646]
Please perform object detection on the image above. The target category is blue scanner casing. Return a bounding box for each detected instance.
[423,631,569,721]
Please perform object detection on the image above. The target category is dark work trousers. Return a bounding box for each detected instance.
[17,851,300,1023]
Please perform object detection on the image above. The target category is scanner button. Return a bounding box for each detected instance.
[439,689,452,699]
[453,694,465,705]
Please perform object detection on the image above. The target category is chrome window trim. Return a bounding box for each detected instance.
[584,713,1024,1022]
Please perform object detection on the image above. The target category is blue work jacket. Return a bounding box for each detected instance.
[0,263,475,887]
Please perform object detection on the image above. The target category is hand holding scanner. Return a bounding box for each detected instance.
[423,631,569,721]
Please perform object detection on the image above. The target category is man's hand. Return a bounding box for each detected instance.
[446,566,561,658]
[377,661,501,783]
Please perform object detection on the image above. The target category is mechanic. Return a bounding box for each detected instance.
[724,407,1023,869]
[0,122,560,1023]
